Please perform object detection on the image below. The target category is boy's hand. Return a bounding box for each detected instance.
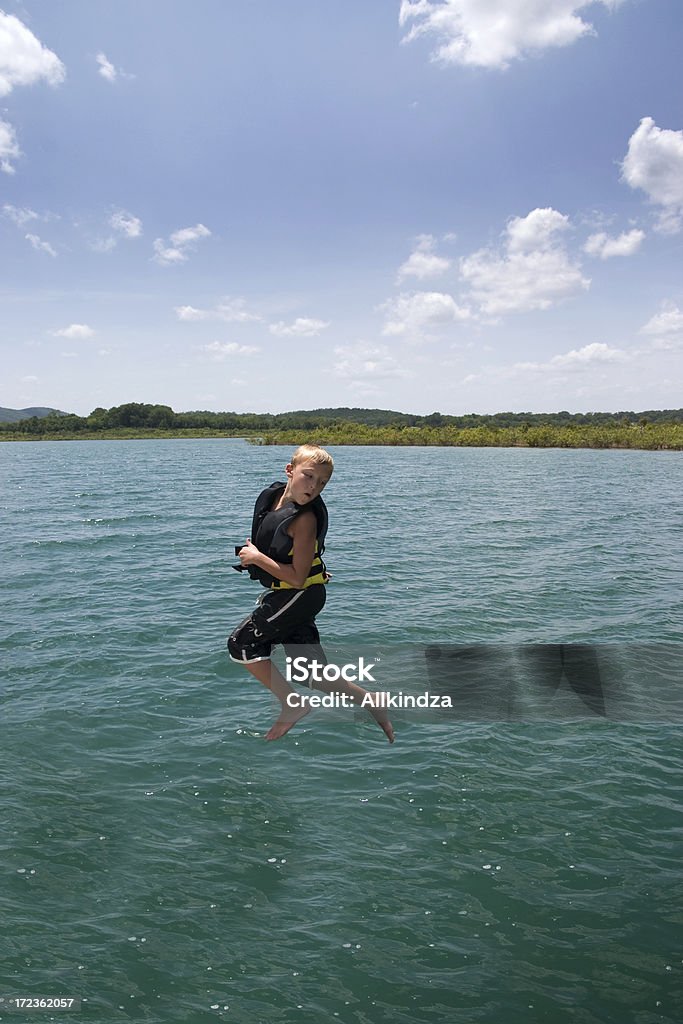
[237,539,260,566]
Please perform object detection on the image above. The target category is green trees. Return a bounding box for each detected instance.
[0,403,681,449]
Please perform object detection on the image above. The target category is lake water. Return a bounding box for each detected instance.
[1,440,682,1023]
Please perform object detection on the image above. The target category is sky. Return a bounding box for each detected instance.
[1,0,682,417]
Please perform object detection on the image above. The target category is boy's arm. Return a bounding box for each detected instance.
[238,510,317,589]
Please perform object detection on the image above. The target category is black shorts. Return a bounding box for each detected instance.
[227,584,326,665]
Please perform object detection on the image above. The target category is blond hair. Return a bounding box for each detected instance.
[291,443,334,472]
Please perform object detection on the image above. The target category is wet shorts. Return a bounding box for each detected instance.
[227,584,326,666]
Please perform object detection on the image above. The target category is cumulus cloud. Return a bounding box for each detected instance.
[640,303,683,337]
[96,53,117,81]
[622,117,683,233]
[153,224,211,265]
[175,298,261,323]
[505,207,569,251]
[460,207,589,315]
[201,341,260,360]
[153,242,187,265]
[25,232,56,257]
[95,53,123,83]
[397,234,451,281]
[93,209,142,252]
[269,317,330,337]
[545,341,626,368]
[399,0,626,70]
[508,343,625,376]
[0,11,65,96]
[110,210,142,238]
[640,303,683,349]
[0,14,64,173]
[52,324,95,339]
[381,290,470,339]
[0,117,20,173]
[583,228,645,259]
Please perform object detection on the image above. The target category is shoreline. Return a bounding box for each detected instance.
[0,426,681,451]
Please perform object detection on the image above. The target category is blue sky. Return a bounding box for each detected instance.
[1,0,682,416]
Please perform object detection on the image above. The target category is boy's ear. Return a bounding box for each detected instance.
[285,462,294,478]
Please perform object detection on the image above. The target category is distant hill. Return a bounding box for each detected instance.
[0,407,66,423]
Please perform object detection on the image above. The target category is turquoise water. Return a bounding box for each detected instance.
[2,440,682,1023]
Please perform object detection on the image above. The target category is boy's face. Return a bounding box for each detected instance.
[286,459,332,505]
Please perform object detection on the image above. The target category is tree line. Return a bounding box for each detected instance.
[2,401,683,436]
[252,421,683,450]
[1,402,682,449]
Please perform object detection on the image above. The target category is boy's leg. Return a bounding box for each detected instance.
[228,589,325,740]
[242,658,312,741]
[284,627,394,743]
[312,674,395,743]
[229,587,393,742]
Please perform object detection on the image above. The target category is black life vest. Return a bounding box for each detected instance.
[248,481,328,589]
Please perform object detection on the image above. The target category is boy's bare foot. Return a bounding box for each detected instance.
[372,709,395,743]
[365,693,395,743]
[264,700,312,741]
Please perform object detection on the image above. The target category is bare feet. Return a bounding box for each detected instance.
[365,693,395,743]
[371,708,395,743]
[264,699,312,741]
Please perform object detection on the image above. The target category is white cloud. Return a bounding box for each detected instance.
[175,298,261,323]
[20,375,38,384]
[171,224,211,247]
[503,207,570,252]
[269,317,330,337]
[640,303,683,336]
[381,290,470,339]
[622,117,683,234]
[93,209,142,252]
[110,210,142,238]
[201,341,260,360]
[460,207,589,315]
[153,224,211,265]
[547,342,626,368]
[96,53,116,82]
[0,117,20,173]
[0,12,65,96]
[52,324,95,340]
[508,342,626,376]
[96,53,123,82]
[153,240,187,265]
[176,305,211,321]
[399,0,625,70]
[3,203,37,226]
[584,228,645,259]
[25,233,57,257]
[397,234,451,281]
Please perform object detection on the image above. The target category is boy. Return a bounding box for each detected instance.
[228,443,394,743]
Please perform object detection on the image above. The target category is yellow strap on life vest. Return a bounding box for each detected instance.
[270,541,327,590]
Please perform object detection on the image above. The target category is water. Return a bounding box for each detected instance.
[1,440,682,1023]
